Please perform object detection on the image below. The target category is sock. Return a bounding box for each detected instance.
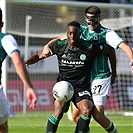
[46,114,60,133]
[75,115,91,133]
[84,126,90,133]
[105,121,118,133]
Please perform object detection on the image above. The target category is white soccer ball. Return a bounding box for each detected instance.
[52,81,74,102]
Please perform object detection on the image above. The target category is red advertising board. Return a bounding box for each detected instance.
[7,80,56,111]
[7,80,120,112]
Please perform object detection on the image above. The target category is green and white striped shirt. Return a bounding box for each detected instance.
[80,24,123,80]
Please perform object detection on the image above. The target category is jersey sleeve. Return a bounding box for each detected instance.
[1,34,20,57]
[106,29,124,49]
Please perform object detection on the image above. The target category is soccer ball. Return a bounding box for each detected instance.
[52,81,74,102]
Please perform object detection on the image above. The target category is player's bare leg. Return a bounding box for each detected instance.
[93,105,118,133]
[72,105,80,124]
[46,100,68,133]
[75,99,92,133]
[0,121,8,133]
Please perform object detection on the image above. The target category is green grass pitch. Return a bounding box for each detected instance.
[8,112,133,133]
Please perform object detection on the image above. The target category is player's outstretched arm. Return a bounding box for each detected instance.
[11,51,37,109]
[25,49,52,66]
[105,45,117,84]
[119,42,133,73]
[25,53,41,66]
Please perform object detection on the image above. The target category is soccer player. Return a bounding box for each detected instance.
[0,9,37,133]
[25,21,104,133]
[42,6,133,133]
[80,6,133,133]
[67,43,116,124]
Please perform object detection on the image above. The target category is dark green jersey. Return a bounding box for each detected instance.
[80,24,112,80]
[50,39,104,92]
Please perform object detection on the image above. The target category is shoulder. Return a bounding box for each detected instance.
[0,33,9,41]
[80,39,104,49]
[50,39,68,54]
[106,29,122,39]
[1,34,18,48]
[80,39,91,47]
[2,34,17,42]
[106,29,117,35]
[97,24,109,33]
[57,39,68,45]
[0,32,7,38]
[99,24,116,35]
[80,25,88,31]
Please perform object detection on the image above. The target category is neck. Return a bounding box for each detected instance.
[69,41,80,49]
[88,23,100,31]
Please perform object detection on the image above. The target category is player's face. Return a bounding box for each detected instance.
[67,26,80,46]
[85,13,100,31]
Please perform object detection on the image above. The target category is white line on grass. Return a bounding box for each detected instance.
[9,123,133,127]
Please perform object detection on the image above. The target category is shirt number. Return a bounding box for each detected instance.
[92,85,102,95]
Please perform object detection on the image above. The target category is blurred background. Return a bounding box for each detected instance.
[0,0,133,116]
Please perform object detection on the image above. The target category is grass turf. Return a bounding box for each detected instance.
[8,112,133,133]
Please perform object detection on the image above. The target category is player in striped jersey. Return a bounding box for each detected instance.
[79,6,133,133]
[0,9,37,133]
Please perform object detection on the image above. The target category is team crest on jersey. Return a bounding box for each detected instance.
[80,54,86,61]
[93,35,99,40]
[100,45,103,50]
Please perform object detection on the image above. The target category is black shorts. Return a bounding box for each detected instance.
[71,89,92,107]
[53,86,93,112]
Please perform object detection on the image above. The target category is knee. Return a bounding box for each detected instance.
[81,106,92,117]
[72,114,80,124]
[54,105,64,118]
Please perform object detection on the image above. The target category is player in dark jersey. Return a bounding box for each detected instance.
[25,21,104,133]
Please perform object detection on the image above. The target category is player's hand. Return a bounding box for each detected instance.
[40,45,53,58]
[111,77,115,85]
[130,62,133,73]
[111,75,116,85]
[26,88,37,109]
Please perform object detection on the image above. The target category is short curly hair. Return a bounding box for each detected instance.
[68,21,80,28]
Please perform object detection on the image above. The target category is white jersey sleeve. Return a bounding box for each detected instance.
[106,29,124,49]
[1,34,20,57]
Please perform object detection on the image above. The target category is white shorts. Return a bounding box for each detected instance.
[91,76,111,106]
[0,87,10,124]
